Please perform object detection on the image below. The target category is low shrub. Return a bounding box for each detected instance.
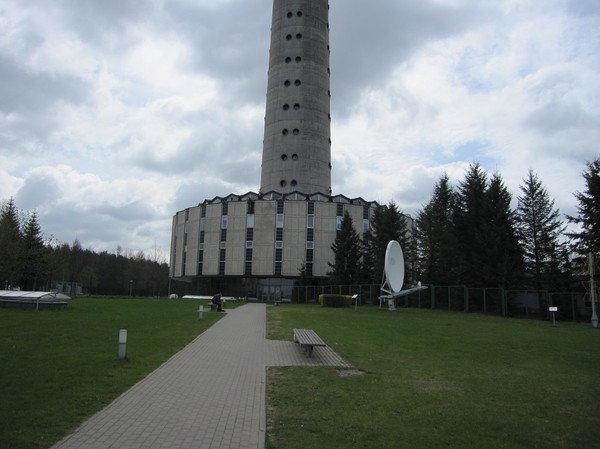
[318,294,353,308]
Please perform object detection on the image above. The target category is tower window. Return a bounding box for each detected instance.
[294,80,301,86]
[283,104,290,111]
[294,103,300,110]
[295,57,302,63]
[292,154,299,160]
[296,33,303,39]
[284,80,291,87]
[280,180,287,188]
[297,11,303,17]
[286,34,292,40]
[287,12,293,18]
[285,57,291,63]
[281,154,288,161]
[282,129,289,136]
[291,180,298,187]
[292,128,299,135]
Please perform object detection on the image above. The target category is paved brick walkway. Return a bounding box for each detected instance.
[51,303,349,449]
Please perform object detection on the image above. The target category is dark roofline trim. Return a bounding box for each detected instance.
[188,191,378,211]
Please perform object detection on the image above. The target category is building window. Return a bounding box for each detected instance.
[283,104,289,111]
[286,34,292,40]
[285,57,291,63]
[280,180,287,188]
[297,11,303,17]
[247,214,255,228]
[306,241,314,249]
[292,153,299,160]
[282,129,289,136]
[291,180,298,187]
[284,80,291,86]
[363,219,370,233]
[276,213,284,228]
[307,214,314,229]
[276,228,283,241]
[294,80,301,86]
[200,217,206,231]
[281,154,288,161]
[221,215,228,229]
[275,241,283,249]
[294,103,300,110]
[296,33,303,39]
[246,241,253,249]
[336,216,343,231]
[287,11,293,18]
[292,128,299,135]
[220,241,227,250]
[295,56,302,63]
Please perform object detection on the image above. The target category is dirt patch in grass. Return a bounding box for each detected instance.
[335,368,366,377]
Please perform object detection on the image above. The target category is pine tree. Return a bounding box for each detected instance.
[416,173,456,285]
[328,211,363,285]
[516,170,566,302]
[0,198,24,288]
[567,157,600,256]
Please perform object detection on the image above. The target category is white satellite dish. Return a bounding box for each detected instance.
[384,240,405,293]
[379,239,428,310]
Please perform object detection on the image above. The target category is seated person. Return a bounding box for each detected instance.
[211,293,223,312]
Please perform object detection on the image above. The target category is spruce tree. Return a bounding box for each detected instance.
[0,198,24,288]
[516,170,566,301]
[453,163,489,286]
[482,172,523,288]
[22,211,47,290]
[366,201,409,285]
[328,211,363,285]
[416,173,456,284]
[567,157,600,256]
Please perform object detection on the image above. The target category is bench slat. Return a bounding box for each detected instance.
[293,328,326,346]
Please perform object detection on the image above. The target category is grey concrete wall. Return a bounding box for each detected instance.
[260,0,331,195]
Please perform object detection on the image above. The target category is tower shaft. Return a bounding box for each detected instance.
[260,0,332,195]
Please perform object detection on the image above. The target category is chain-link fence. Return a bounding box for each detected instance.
[291,284,592,322]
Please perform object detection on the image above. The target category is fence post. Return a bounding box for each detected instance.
[483,289,487,314]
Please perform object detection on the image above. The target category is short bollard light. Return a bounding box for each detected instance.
[549,307,558,326]
[198,305,204,321]
[118,329,128,361]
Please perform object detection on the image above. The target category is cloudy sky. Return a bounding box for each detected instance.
[1,0,599,261]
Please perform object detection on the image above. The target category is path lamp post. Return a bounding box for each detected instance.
[129,279,133,297]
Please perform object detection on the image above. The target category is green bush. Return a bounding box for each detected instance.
[318,294,353,308]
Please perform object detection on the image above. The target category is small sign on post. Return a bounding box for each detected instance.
[549,307,558,326]
[198,305,204,321]
[118,329,128,360]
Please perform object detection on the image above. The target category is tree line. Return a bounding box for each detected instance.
[328,158,600,311]
[0,198,169,296]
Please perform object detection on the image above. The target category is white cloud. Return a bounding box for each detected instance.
[1,0,598,257]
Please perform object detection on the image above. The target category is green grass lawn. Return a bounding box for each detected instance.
[0,297,231,449]
[266,305,600,449]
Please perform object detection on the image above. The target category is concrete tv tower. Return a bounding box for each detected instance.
[170,0,384,299]
[260,0,332,195]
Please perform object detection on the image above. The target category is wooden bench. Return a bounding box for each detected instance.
[293,328,326,357]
